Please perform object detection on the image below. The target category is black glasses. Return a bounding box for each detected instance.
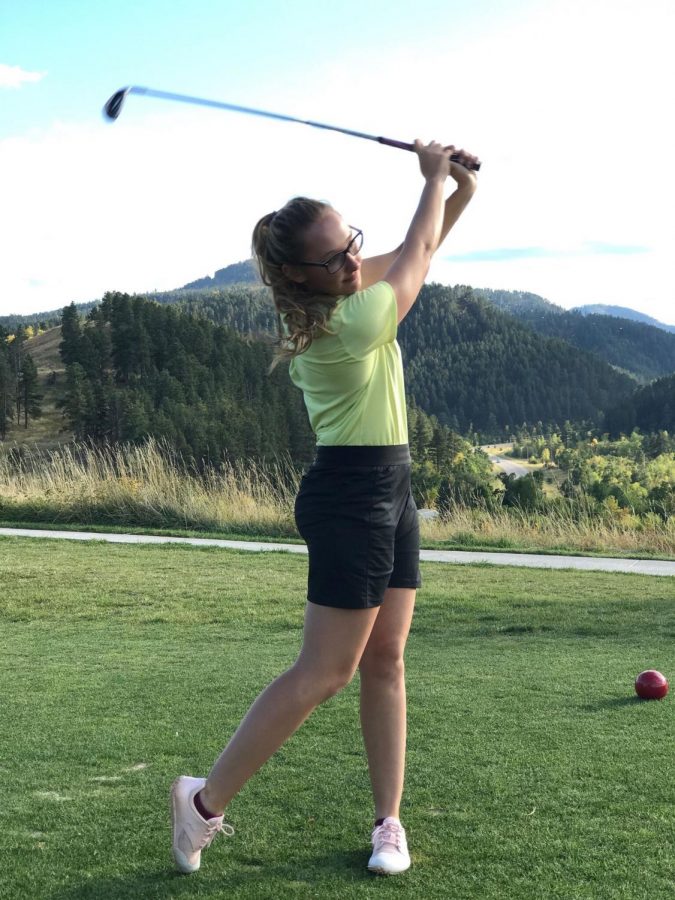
[295,228,363,275]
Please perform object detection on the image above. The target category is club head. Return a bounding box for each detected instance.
[103,88,130,121]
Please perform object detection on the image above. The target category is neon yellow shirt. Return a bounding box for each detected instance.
[287,280,408,446]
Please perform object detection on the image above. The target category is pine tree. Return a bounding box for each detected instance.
[7,328,28,425]
[0,351,12,440]
[19,353,43,427]
[60,363,94,439]
[60,303,83,366]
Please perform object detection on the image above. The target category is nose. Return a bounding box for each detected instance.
[345,250,360,272]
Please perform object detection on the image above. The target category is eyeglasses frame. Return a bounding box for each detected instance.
[293,227,363,275]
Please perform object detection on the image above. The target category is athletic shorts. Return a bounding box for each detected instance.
[294,443,422,609]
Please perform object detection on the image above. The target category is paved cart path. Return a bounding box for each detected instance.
[1,527,674,576]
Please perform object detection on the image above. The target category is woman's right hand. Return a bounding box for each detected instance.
[413,139,452,183]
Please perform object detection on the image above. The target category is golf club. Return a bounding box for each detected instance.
[103,86,481,170]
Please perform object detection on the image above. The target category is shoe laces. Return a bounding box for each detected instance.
[201,819,235,849]
[373,821,403,850]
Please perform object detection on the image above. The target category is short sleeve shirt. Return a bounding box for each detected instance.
[287,280,408,446]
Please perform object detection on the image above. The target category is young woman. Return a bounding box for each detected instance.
[171,139,479,876]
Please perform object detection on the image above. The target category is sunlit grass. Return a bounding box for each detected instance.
[1,538,674,899]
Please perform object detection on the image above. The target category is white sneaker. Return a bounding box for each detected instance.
[170,776,234,873]
[368,817,411,875]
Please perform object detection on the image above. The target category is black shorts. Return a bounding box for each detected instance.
[294,444,422,609]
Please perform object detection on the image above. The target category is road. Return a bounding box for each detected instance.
[1,527,673,577]
[480,443,531,477]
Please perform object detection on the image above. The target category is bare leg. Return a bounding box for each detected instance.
[199,601,380,814]
[358,587,416,821]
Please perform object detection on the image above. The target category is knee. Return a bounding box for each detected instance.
[359,640,405,680]
[322,666,357,699]
[290,660,357,704]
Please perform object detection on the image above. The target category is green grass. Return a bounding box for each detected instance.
[1,536,674,899]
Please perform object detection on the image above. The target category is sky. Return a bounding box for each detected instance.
[1,0,674,324]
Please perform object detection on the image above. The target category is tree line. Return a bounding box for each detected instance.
[58,293,314,467]
[150,281,640,437]
[5,282,673,486]
[56,293,494,506]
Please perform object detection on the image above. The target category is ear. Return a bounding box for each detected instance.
[281,263,308,284]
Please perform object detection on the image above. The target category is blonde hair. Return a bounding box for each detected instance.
[252,197,340,373]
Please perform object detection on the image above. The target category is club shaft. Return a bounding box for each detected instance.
[106,86,481,170]
[128,87,410,145]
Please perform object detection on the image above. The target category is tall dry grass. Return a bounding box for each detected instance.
[421,501,675,557]
[0,437,301,537]
[1,437,673,556]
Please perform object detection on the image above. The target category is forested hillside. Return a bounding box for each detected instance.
[399,285,635,433]
[158,281,637,434]
[478,288,675,380]
[56,293,314,465]
[4,261,672,384]
[4,278,654,449]
[0,324,44,440]
[473,288,562,319]
[604,372,675,436]
[160,285,274,335]
[52,292,487,484]
[0,311,61,333]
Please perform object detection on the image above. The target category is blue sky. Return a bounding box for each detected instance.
[1,0,674,322]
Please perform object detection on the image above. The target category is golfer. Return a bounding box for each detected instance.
[171,139,478,876]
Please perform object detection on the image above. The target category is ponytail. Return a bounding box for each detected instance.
[252,197,339,373]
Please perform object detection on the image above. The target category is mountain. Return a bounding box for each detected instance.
[0,261,260,333]
[476,288,675,380]
[180,259,260,290]
[3,281,642,450]
[0,260,675,406]
[155,278,675,383]
[4,266,673,386]
[572,304,675,334]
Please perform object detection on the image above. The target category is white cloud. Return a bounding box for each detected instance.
[0,110,375,315]
[1,0,674,325]
[430,250,673,324]
[0,64,46,89]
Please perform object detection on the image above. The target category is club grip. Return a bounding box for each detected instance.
[378,136,481,171]
[450,154,481,172]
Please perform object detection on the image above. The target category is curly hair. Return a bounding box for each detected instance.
[252,197,340,373]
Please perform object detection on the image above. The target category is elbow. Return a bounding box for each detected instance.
[420,243,435,269]
[406,236,435,263]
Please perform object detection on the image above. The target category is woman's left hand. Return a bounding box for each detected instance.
[444,145,479,189]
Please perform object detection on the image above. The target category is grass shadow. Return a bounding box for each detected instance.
[46,851,373,900]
